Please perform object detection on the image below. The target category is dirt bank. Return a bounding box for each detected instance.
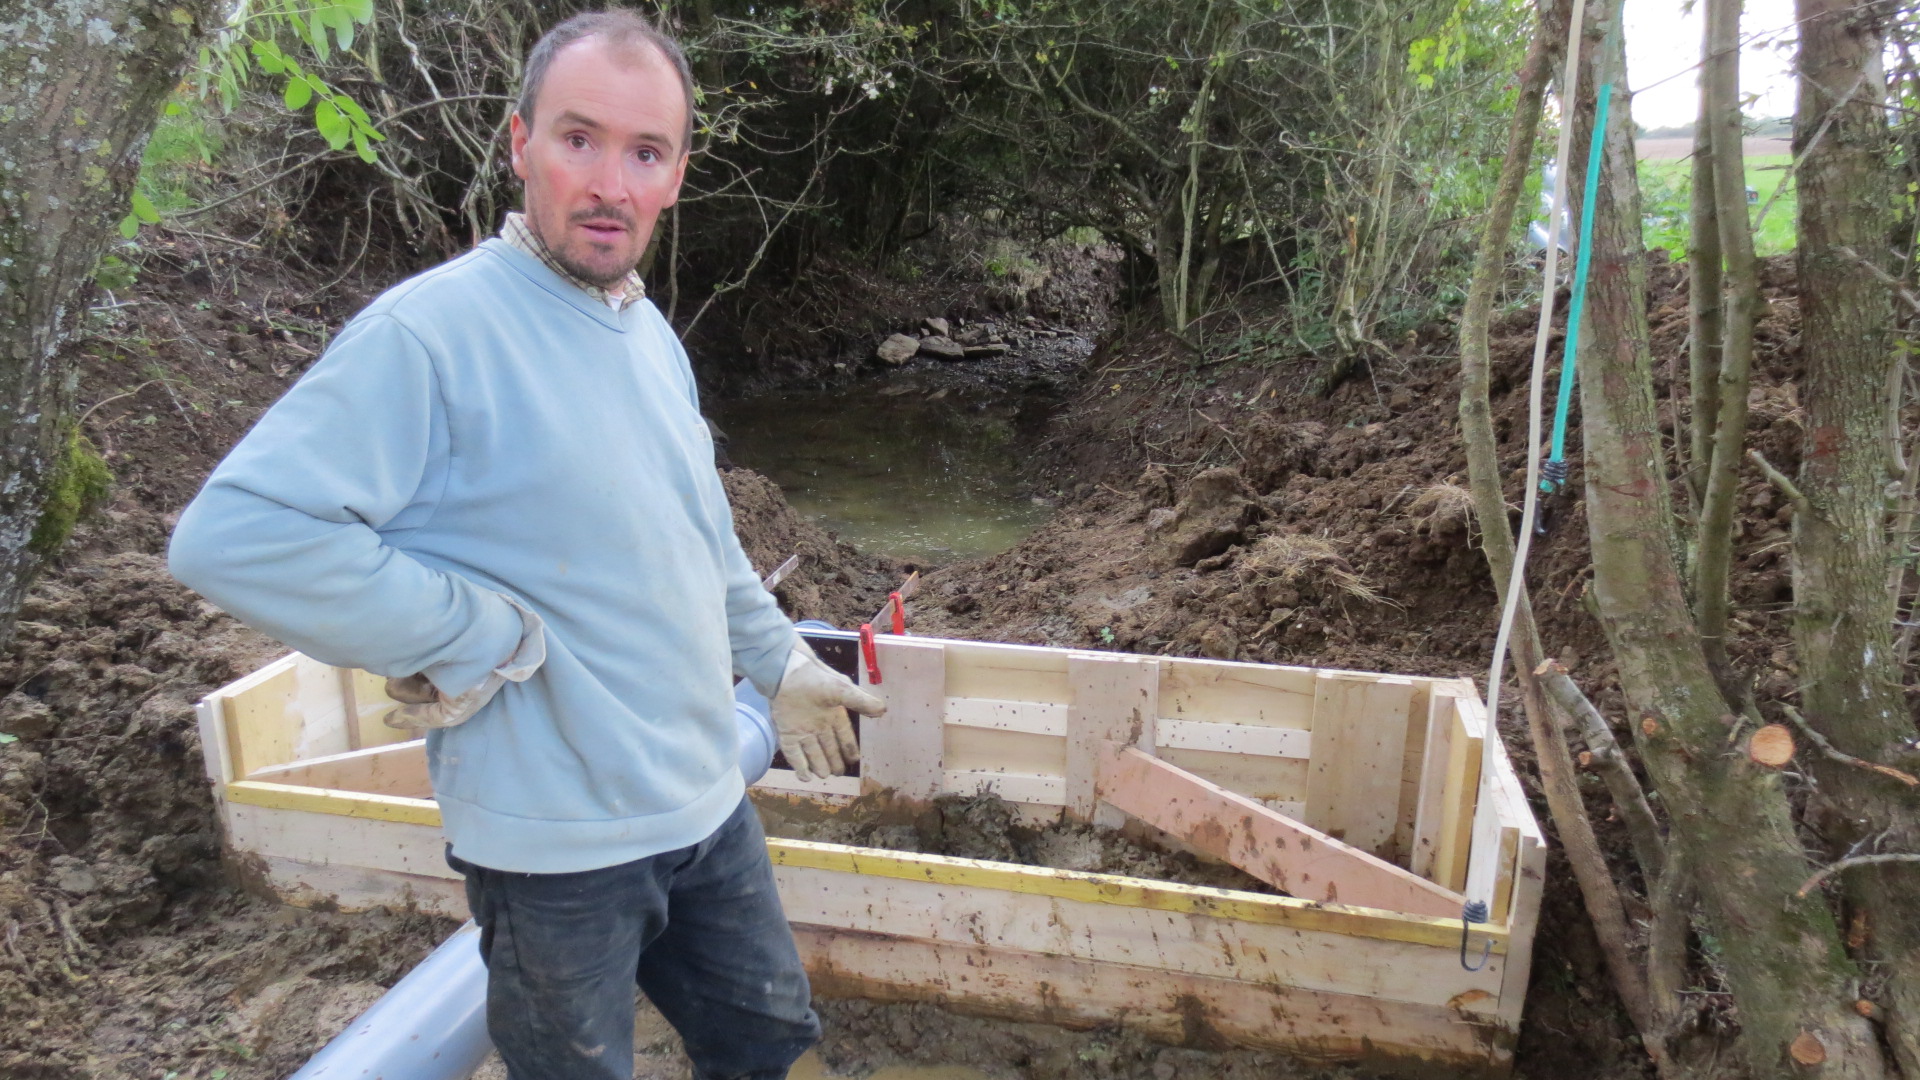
[2,238,1806,1078]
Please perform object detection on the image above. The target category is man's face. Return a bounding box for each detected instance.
[509,37,689,289]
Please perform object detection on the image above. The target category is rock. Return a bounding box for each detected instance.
[49,856,99,895]
[875,333,920,365]
[1388,387,1417,413]
[922,316,950,337]
[918,335,967,361]
[0,696,54,741]
[962,343,1009,359]
[954,326,987,346]
[1145,467,1264,568]
[1136,464,1176,509]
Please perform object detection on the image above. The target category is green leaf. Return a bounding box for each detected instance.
[130,190,161,224]
[284,77,313,110]
[164,101,185,117]
[353,131,376,164]
[334,93,371,126]
[0,733,17,745]
[251,41,285,75]
[341,0,374,21]
[119,214,140,240]
[314,100,350,149]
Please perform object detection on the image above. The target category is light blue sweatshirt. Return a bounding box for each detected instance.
[169,239,799,873]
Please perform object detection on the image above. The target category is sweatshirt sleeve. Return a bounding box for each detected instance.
[661,326,798,696]
[167,312,525,698]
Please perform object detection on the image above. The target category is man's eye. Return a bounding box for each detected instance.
[566,134,590,150]
[635,148,660,164]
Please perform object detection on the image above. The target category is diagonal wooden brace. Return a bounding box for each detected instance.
[1095,741,1467,918]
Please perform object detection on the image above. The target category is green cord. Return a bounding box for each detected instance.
[1545,23,1621,494]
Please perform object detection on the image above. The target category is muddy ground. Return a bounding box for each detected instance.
[0,237,1809,1078]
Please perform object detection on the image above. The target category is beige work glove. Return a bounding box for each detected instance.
[771,638,887,781]
[384,596,547,731]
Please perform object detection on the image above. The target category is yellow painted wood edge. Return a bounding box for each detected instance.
[768,838,1507,954]
[227,781,443,826]
[222,782,1506,954]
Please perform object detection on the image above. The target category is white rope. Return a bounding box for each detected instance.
[1481,0,1591,836]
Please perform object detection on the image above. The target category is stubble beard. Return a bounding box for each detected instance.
[528,205,640,290]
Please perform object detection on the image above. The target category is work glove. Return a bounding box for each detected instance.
[383,596,547,731]
[771,638,887,781]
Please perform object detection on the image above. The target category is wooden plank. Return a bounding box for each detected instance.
[1464,767,1520,920]
[776,864,1503,1010]
[1409,685,1461,880]
[861,637,946,800]
[941,639,1070,704]
[227,780,442,827]
[1154,746,1308,804]
[254,854,469,919]
[195,696,234,787]
[1483,732,1533,924]
[941,769,1063,806]
[1156,656,1316,728]
[1434,692,1486,892]
[944,697,1067,737]
[1304,672,1415,857]
[1391,681,1433,866]
[224,799,455,879]
[752,769,862,800]
[1096,744,1465,918]
[768,839,1506,951]
[246,739,431,797]
[794,929,1515,1071]
[1496,832,1548,1029]
[1157,718,1310,759]
[1065,653,1158,821]
[222,663,301,778]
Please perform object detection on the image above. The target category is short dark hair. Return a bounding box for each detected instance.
[516,9,697,154]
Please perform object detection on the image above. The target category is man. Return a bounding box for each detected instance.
[168,11,885,1080]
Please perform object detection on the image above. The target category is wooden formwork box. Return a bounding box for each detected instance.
[196,635,1544,1075]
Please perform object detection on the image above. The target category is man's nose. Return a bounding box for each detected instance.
[585,149,627,204]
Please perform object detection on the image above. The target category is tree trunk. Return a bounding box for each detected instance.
[1686,67,1723,514]
[1568,1,1887,1073]
[1789,0,1920,1069]
[0,0,214,645]
[1693,0,1761,682]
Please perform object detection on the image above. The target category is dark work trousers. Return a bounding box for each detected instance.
[449,797,821,1080]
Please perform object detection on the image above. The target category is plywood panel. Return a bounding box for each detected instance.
[942,770,1063,806]
[222,664,302,777]
[224,800,454,880]
[796,929,1514,1070]
[1305,671,1414,857]
[942,640,1070,704]
[247,739,431,797]
[1155,746,1309,804]
[344,667,415,750]
[862,637,946,800]
[257,855,469,918]
[1391,681,1433,866]
[1097,745,1465,918]
[777,863,1500,1008]
[942,724,1066,778]
[1497,832,1548,1028]
[1066,653,1158,821]
[1157,657,1317,728]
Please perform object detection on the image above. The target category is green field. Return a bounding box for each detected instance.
[1638,154,1796,258]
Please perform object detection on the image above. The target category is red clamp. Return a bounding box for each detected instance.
[888,592,906,636]
[859,623,881,685]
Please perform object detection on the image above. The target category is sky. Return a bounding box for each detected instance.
[1623,0,1800,130]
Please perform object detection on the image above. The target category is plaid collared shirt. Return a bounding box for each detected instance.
[499,211,646,312]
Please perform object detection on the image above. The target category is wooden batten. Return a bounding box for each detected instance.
[1065,652,1158,821]
[1432,690,1486,892]
[861,637,946,800]
[247,739,430,797]
[1095,743,1465,918]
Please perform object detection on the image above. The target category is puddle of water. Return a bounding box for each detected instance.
[789,1051,994,1080]
[712,388,1052,563]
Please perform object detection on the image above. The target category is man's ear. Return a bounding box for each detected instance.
[508,112,530,181]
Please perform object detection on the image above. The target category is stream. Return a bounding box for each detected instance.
[712,380,1062,564]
